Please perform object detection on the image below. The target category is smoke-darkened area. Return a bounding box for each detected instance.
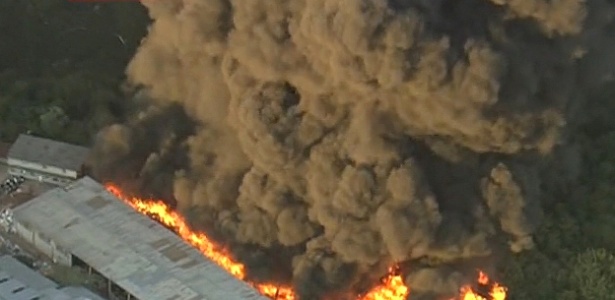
[87,0,615,298]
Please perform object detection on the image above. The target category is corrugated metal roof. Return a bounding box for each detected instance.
[11,177,268,300]
[0,256,56,291]
[7,135,90,171]
[0,255,106,300]
[54,286,107,300]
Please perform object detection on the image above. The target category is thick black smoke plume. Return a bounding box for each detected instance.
[89,0,615,298]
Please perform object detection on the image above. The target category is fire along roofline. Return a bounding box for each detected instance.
[9,177,268,300]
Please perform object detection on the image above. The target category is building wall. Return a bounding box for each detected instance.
[13,220,72,266]
[8,166,73,185]
[7,158,77,185]
[7,158,78,179]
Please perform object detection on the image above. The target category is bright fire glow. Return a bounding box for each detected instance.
[105,184,506,300]
[359,266,409,300]
[458,271,508,300]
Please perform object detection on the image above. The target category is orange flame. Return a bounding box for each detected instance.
[458,271,507,300]
[105,184,295,299]
[359,265,409,300]
[104,184,505,300]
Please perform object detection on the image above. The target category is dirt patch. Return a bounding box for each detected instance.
[0,178,56,210]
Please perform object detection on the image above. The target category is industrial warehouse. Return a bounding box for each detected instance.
[0,255,105,300]
[1,177,268,300]
[0,134,267,300]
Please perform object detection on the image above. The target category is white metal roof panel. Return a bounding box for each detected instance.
[11,177,267,300]
[7,134,90,171]
[57,286,106,300]
[0,256,56,291]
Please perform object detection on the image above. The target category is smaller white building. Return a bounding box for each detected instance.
[6,134,90,185]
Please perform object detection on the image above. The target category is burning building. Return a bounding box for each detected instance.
[7,134,90,185]
[2,177,267,300]
[88,0,615,298]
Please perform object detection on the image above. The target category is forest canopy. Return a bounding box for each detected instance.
[0,0,148,144]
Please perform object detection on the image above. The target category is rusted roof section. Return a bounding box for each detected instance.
[11,177,267,300]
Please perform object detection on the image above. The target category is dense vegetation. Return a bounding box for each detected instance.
[2,1,614,299]
[0,0,147,144]
[499,85,615,299]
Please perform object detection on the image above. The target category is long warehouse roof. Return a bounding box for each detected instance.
[11,177,268,300]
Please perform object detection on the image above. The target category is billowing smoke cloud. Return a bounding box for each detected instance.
[90,0,615,298]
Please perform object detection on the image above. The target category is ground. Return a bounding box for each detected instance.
[0,165,58,209]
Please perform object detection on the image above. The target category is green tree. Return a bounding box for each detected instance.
[39,106,70,137]
[0,0,149,145]
[567,249,615,300]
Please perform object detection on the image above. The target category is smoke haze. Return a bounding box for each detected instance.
[88,0,615,298]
